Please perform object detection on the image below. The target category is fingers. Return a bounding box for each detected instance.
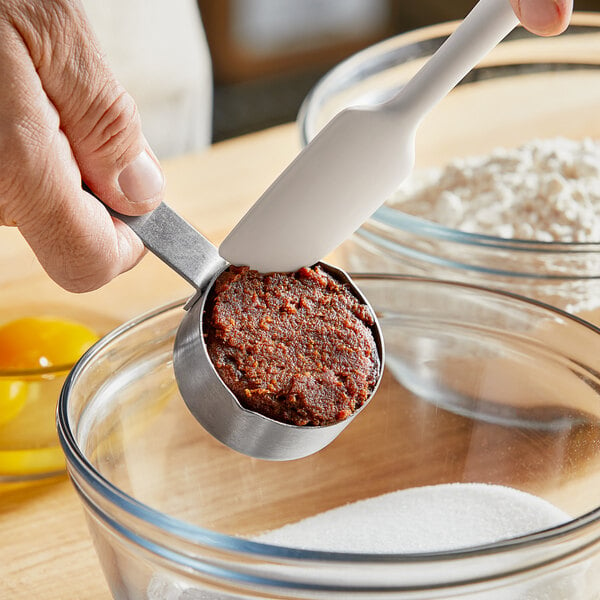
[510,0,573,36]
[9,0,165,216]
[0,12,146,292]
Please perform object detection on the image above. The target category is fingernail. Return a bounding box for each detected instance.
[118,151,164,204]
[519,0,561,35]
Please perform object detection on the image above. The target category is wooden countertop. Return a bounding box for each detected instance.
[0,124,301,600]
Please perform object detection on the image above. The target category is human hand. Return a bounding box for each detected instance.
[510,0,573,36]
[0,0,165,292]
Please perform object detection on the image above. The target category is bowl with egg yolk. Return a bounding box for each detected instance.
[0,312,104,481]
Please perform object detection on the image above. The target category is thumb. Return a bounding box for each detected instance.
[19,0,165,215]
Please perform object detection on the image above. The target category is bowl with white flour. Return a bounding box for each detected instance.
[299,12,600,324]
[58,276,600,599]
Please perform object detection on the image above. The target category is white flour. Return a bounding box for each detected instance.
[391,137,600,242]
[148,483,578,600]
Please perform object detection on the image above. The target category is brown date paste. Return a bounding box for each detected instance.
[204,265,380,426]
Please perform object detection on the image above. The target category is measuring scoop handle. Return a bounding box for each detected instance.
[84,184,226,291]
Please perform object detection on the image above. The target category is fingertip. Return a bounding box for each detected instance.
[514,0,573,37]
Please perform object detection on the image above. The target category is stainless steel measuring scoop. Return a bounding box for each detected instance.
[105,203,384,461]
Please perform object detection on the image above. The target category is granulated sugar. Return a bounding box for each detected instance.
[391,137,600,242]
[255,483,569,552]
[147,483,573,599]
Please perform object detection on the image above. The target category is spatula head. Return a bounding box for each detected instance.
[219,105,416,272]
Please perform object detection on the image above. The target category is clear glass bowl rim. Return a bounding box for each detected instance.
[57,275,600,563]
[0,363,74,379]
[297,12,600,254]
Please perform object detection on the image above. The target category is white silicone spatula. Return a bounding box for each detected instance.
[219,0,519,272]
[101,0,519,461]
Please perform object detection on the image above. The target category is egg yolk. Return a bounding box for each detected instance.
[0,316,99,370]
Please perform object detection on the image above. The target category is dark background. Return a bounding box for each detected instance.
[198,0,600,142]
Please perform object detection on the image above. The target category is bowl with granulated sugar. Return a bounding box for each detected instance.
[58,276,600,599]
[299,12,600,324]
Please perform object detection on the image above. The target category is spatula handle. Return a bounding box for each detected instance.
[387,0,519,121]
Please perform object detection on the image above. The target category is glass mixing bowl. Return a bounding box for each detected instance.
[58,276,600,599]
[299,13,600,325]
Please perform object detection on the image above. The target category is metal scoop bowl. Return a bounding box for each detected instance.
[107,203,384,461]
